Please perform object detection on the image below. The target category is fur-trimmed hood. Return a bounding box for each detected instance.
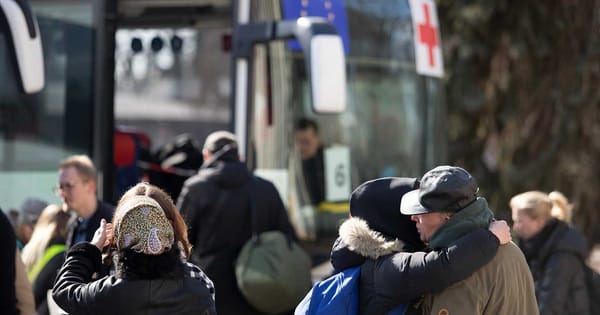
[331,217,404,271]
[338,217,404,259]
[331,217,406,272]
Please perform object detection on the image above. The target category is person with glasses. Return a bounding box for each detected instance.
[56,155,114,248]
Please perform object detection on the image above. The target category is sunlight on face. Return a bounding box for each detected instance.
[511,208,544,240]
[410,212,448,243]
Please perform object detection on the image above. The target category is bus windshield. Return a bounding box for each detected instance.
[0,2,96,209]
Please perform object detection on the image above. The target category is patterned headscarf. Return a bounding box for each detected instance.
[113,195,174,255]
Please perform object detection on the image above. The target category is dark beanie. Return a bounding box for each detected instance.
[349,177,425,252]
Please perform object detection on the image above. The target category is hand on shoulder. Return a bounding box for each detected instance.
[488,220,512,245]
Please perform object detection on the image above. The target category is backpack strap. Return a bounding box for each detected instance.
[28,244,67,282]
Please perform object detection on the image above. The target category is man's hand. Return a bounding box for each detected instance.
[91,219,113,251]
[488,220,511,245]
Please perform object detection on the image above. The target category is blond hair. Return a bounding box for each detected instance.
[21,204,71,272]
[509,191,553,221]
[548,191,573,223]
[59,155,97,182]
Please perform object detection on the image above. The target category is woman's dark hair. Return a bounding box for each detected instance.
[115,246,185,280]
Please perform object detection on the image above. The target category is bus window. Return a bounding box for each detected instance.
[0,1,96,210]
[248,1,445,253]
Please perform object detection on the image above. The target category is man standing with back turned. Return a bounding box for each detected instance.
[177,131,298,315]
[400,165,539,315]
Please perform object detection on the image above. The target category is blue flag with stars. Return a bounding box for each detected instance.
[282,0,350,54]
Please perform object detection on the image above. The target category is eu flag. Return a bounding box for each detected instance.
[282,0,350,54]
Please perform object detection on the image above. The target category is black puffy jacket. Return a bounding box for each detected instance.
[519,219,591,315]
[330,217,501,315]
[52,243,216,315]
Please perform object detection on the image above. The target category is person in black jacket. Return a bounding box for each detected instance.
[511,190,591,315]
[52,182,216,315]
[177,130,298,315]
[56,155,114,248]
[0,208,19,315]
[293,118,325,207]
[330,177,512,315]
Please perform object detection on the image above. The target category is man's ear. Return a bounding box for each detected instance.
[442,212,453,221]
[88,179,97,194]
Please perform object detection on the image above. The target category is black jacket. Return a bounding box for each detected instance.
[0,209,18,315]
[177,158,297,315]
[519,219,590,315]
[330,217,500,315]
[52,243,216,315]
[301,146,325,206]
[65,201,114,248]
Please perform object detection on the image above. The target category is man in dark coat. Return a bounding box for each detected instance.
[57,155,114,249]
[293,118,325,207]
[177,130,298,315]
[401,166,538,315]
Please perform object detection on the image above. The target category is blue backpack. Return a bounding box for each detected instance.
[295,266,407,315]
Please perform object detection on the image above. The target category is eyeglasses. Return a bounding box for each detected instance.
[53,181,80,195]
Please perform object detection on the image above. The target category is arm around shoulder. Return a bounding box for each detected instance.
[375,228,499,301]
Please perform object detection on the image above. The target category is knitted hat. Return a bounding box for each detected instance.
[349,177,425,251]
[113,195,174,255]
[19,198,48,225]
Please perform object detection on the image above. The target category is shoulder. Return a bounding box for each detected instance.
[183,171,209,186]
[184,262,215,301]
[252,176,279,195]
[496,242,528,263]
[98,201,115,217]
[555,224,588,255]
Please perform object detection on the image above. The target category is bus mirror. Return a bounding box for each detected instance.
[0,0,45,93]
[308,34,346,113]
[234,17,347,114]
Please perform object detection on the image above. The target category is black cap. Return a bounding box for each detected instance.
[400,166,478,215]
[350,177,425,251]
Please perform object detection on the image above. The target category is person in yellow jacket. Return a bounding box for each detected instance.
[401,166,539,315]
[21,204,70,315]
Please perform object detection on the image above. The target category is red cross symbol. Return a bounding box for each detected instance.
[418,3,438,66]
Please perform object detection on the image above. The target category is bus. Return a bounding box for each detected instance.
[1,0,446,255]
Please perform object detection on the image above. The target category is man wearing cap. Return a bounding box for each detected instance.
[177,130,298,315]
[15,197,48,248]
[400,166,539,315]
[323,177,511,315]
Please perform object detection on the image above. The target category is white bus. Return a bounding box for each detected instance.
[1,0,446,252]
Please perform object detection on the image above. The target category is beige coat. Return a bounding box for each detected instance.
[422,242,539,315]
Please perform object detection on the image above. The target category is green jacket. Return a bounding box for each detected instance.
[421,198,539,315]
